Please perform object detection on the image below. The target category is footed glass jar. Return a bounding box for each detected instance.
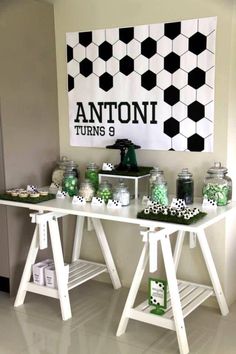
[62,165,79,197]
[97,180,113,203]
[148,166,164,196]
[113,180,130,206]
[85,163,99,192]
[203,162,232,206]
[52,156,69,186]
[151,176,168,205]
[78,180,95,202]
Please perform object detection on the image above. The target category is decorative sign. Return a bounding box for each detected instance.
[148,278,167,315]
[67,17,216,151]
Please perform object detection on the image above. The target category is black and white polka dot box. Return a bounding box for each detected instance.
[91,196,105,206]
[72,195,86,205]
[102,162,114,171]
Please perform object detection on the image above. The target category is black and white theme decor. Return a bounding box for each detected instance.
[67,17,216,151]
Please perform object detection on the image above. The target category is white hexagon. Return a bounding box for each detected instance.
[93,29,106,45]
[150,23,164,40]
[134,24,149,41]
[107,57,119,75]
[205,101,214,121]
[181,19,198,38]
[93,58,106,76]
[156,70,171,90]
[199,17,216,36]
[158,102,172,121]
[172,69,188,89]
[196,118,213,138]
[134,55,149,74]
[73,43,86,62]
[157,36,172,57]
[113,41,126,60]
[180,86,196,105]
[172,133,187,151]
[105,27,119,44]
[206,67,215,88]
[149,54,164,73]
[67,59,80,77]
[180,52,197,72]
[197,85,214,105]
[66,32,79,47]
[86,43,98,61]
[204,135,213,152]
[173,34,188,55]
[198,50,215,71]
[173,102,188,121]
[127,39,141,59]
[207,32,215,52]
[180,118,196,137]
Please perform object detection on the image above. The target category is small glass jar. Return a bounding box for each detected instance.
[203,162,232,206]
[78,179,95,202]
[97,180,113,203]
[151,176,168,205]
[148,166,164,196]
[62,165,79,197]
[113,180,130,206]
[176,168,194,205]
[85,163,99,192]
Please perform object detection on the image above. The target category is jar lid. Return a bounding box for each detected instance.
[178,168,192,178]
[150,166,163,173]
[207,162,227,174]
[99,180,112,187]
[87,162,98,169]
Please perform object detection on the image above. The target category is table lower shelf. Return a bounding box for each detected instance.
[129,280,214,331]
[26,259,107,299]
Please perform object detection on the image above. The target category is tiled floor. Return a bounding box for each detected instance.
[0,281,236,354]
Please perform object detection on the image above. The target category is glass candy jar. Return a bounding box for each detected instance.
[85,163,99,192]
[203,162,232,206]
[62,163,79,197]
[113,180,130,206]
[78,179,95,202]
[148,166,164,196]
[151,176,168,205]
[97,180,113,203]
[176,168,194,205]
[52,156,69,186]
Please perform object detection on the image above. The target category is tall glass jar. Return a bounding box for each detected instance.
[62,163,79,197]
[113,180,130,206]
[97,180,113,203]
[85,163,99,192]
[51,156,69,186]
[203,162,232,206]
[78,179,95,202]
[151,176,168,205]
[176,168,194,205]
[148,166,164,196]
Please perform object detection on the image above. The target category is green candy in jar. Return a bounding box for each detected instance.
[97,180,113,203]
[85,162,99,192]
[62,174,78,197]
[151,176,168,205]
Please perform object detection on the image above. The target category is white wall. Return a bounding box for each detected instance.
[53,0,236,303]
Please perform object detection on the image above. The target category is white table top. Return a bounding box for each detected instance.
[0,197,235,232]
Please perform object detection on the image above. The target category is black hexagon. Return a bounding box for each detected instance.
[187,134,205,151]
[164,118,180,137]
[164,22,181,40]
[164,52,180,74]
[141,37,157,59]
[141,70,156,91]
[120,56,134,76]
[80,58,93,77]
[79,31,92,47]
[164,86,180,106]
[188,68,206,89]
[119,27,134,44]
[68,75,74,92]
[189,32,207,55]
[188,101,205,122]
[98,41,113,61]
[99,73,113,92]
[67,45,73,63]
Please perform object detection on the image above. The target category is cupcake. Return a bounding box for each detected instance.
[11,190,19,197]
[30,192,40,198]
[19,191,29,198]
[39,190,48,196]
